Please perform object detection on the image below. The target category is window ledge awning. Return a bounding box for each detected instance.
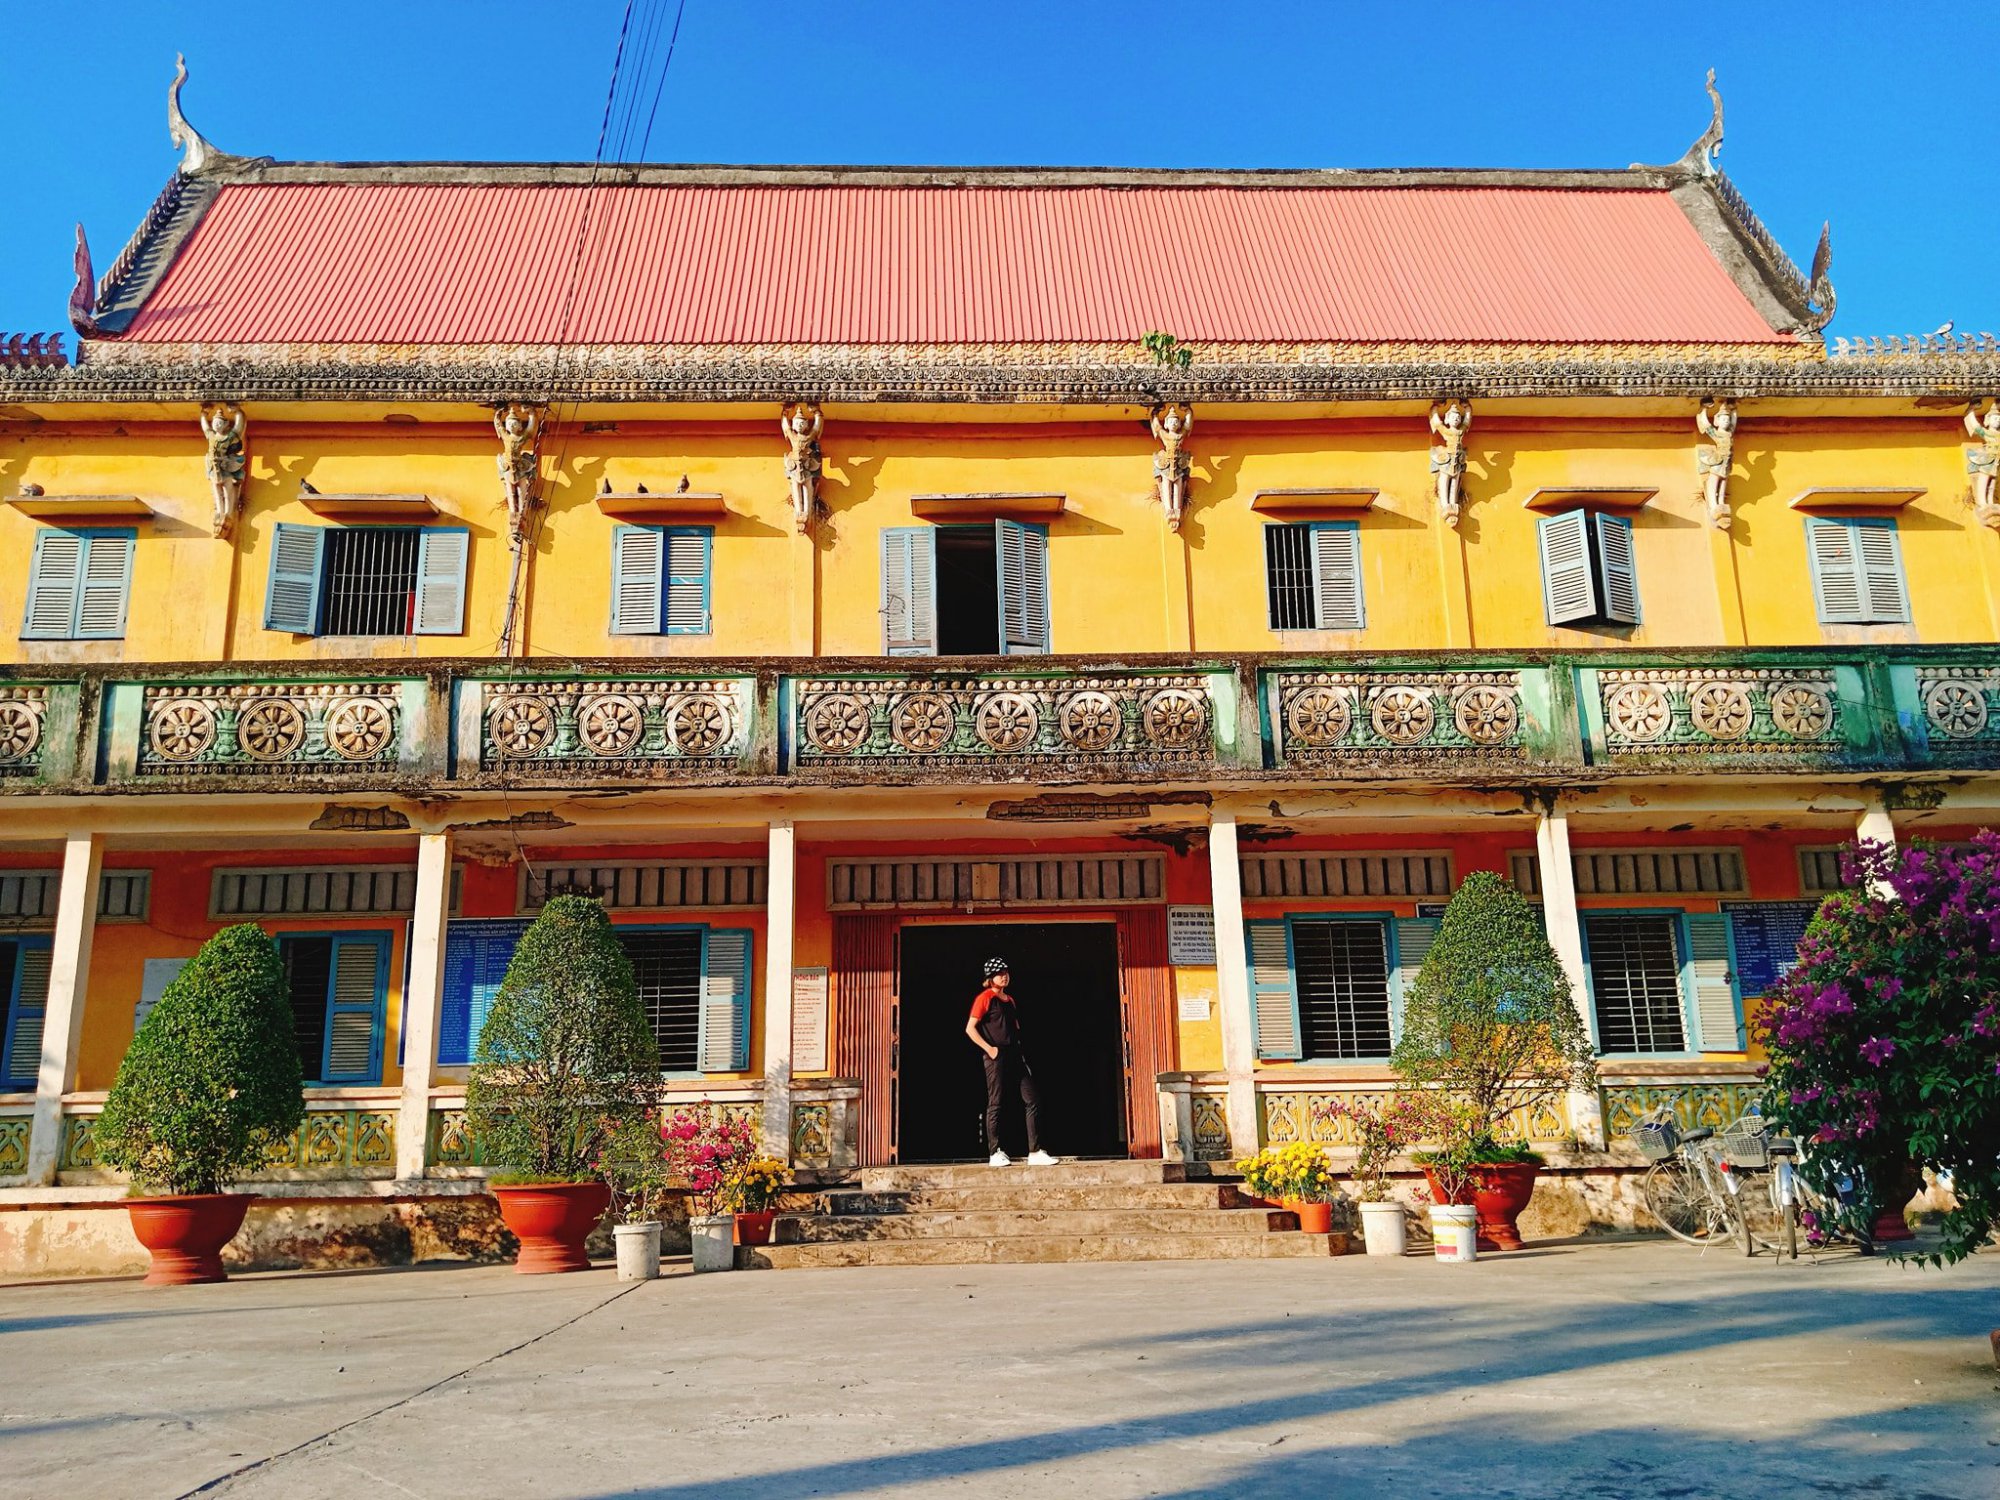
[6,491,154,521]
[298,484,439,521]
[909,492,1066,521]
[1789,486,1926,511]
[595,486,731,520]
[1250,488,1377,516]
[1522,486,1656,512]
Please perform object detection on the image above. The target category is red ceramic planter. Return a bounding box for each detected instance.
[126,1194,254,1285]
[1423,1163,1540,1251]
[733,1210,777,1246]
[491,1182,610,1274]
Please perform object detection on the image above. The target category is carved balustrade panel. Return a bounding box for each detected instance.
[1258,1090,1571,1148]
[137,682,407,776]
[60,1108,396,1180]
[0,687,49,779]
[1911,666,2000,760]
[1600,1082,1762,1141]
[478,678,753,771]
[0,1115,29,1177]
[1590,667,1850,762]
[792,673,1219,770]
[1269,669,1537,770]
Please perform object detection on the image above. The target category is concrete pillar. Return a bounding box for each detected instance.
[26,833,102,1185]
[1534,807,1605,1150]
[1208,809,1259,1155]
[395,832,453,1181]
[1856,796,1899,899]
[761,819,797,1163]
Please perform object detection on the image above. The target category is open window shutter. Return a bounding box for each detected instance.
[881,527,937,655]
[413,528,469,636]
[996,519,1051,654]
[322,938,383,1083]
[1538,511,1597,625]
[3,944,51,1088]
[1595,513,1640,625]
[1246,920,1302,1061]
[22,532,83,640]
[1310,524,1365,630]
[1682,914,1743,1052]
[264,523,327,634]
[1392,916,1441,1023]
[698,928,753,1072]
[1807,519,1866,624]
[1853,521,1910,624]
[610,525,664,635]
[664,528,712,635]
[74,533,134,640]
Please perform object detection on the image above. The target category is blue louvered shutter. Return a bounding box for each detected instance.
[320,936,385,1084]
[611,525,664,635]
[413,527,469,635]
[1,941,52,1089]
[997,519,1051,654]
[22,532,84,640]
[1539,511,1596,625]
[1852,519,1910,624]
[698,928,753,1073]
[74,533,134,640]
[1595,513,1640,625]
[1806,518,1866,625]
[881,528,937,655]
[1392,916,1441,1039]
[664,527,712,635]
[264,523,327,634]
[1683,914,1743,1052]
[1246,920,1302,1061]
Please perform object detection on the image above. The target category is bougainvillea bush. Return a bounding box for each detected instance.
[1759,835,2000,1263]
[662,1107,761,1218]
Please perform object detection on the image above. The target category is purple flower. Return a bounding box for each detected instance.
[1858,1037,1896,1066]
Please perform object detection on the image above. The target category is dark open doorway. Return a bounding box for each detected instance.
[897,921,1126,1162]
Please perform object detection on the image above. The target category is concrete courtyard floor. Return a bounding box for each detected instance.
[3,1236,1998,1499]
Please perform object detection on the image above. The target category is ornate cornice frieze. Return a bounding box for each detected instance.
[135,682,405,776]
[1590,667,1847,760]
[478,678,752,771]
[1269,669,1535,769]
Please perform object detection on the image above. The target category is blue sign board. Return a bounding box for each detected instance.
[1722,901,1819,998]
[436,918,533,1065]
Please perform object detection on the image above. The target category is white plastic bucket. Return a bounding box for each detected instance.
[1360,1201,1407,1258]
[1430,1204,1478,1263]
[689,1214,736,1273]
[614,1221,662,1281]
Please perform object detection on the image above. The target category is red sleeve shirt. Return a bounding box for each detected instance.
[970,987,1000,1021]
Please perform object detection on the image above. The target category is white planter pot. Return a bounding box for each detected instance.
[689,1213,735,1273]
[1359,1201,1407,1258]
[1429,1204,1478,1263]
[613,1221,662,1281]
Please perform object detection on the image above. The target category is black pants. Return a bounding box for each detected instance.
[983,1046,1042,1154]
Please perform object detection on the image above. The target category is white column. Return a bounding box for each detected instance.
[26,834,102,1185]
[1208,809,1259,1156]
[1856,797,1898,898]
[1535,807,1605,1150]
[395,832,453,1181]
[761,819,797,1163]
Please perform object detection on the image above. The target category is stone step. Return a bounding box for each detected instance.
[823,1183,1255,1214]
[781,1207,1299,1243]
[857,1159,1188,1192]
[739,1231,1349,1269]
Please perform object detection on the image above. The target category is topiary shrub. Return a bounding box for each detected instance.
[97,922,306,1196]
[1391,870,1597,1153]
[467,895,660,1183]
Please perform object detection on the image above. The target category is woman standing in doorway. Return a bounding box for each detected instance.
[965,957,1057,1166]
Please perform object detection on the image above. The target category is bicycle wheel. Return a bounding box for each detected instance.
[1642,1158,1726,1245]
[1732,1168,1789,1253]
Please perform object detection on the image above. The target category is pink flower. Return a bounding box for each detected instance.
[1857,1037,1896,1066]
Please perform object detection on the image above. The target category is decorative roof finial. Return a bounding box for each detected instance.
[168,53,229,176]
[67,225,105,339]
[1679,68,1724,176]
[1803,222,1837,334]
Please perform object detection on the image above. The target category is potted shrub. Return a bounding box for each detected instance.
[95,923,305,1285]
[1272,1141,1338,1233]
[1232,1147,1283,1210]
[663,1105,760,1272]
[1318,1097,1409,1257]
[1391,871,1598,1251]
[725,1154,788,1246]
[467,895,661,1274]
[602,1115,672,1281]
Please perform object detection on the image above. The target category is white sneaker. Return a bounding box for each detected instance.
[988,1150,1012,1167]
[1024,1150,1058,1166]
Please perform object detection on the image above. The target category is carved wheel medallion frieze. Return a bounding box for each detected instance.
[1284,686,1353,748]
[974,693,1040,753]
[325,698,395,761]
[147,700,218,762]
[1768,683,1834,739]
[803,693,872,755]
[1369,685,1435,745]
[577,693,643,757]
[1143,688,1208,749]
[1452,684,1518,744]
[667,695,731,756]
[1687,682,1753,741]
[488,694,557,757]
[1058,690,1121,752]
[1597,669,1845,756]
[1272,671,1525,763]
[237,699,307,761]
[1604,683,1673,743]
[1922,679,1989,740]
[890,692,956,753]
[0,696,46,763]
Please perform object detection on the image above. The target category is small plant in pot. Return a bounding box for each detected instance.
[724,1154,788,1246]
[467,896,661,1274]
[1317,1096,1411,1257]
[95,923,305,1285]
[1397,1093,1486,1262]
[601,1115,673,1281]
[663,1105,761,1272]
[1391,871,1598,1251]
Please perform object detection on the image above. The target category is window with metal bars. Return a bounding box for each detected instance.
[321,528,422,636]
[1264,523,1364,631]
[1291,918,1393,1059]
[277,933,386,1084]
[616,927,704,1072]
[1582,913,1688,1053]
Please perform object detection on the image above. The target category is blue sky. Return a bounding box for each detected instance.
[6,2,1993,340]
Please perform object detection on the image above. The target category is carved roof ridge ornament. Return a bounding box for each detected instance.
[1632,68,1723,178]
[1802,222,1836,335]
[1150,403,1192,532]
[67,226,104,339]
[168,54,252,178]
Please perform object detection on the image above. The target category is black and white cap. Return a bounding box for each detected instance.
[983,956,1011,979]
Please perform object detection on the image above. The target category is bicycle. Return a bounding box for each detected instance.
[1636,1110,1755,1255]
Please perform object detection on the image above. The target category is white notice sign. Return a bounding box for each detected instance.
[791,967,829,1073]
[1167,905,1217,966]
[1178,992,1213,1023]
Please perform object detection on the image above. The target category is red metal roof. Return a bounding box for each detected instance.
[120,182,1789,346]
